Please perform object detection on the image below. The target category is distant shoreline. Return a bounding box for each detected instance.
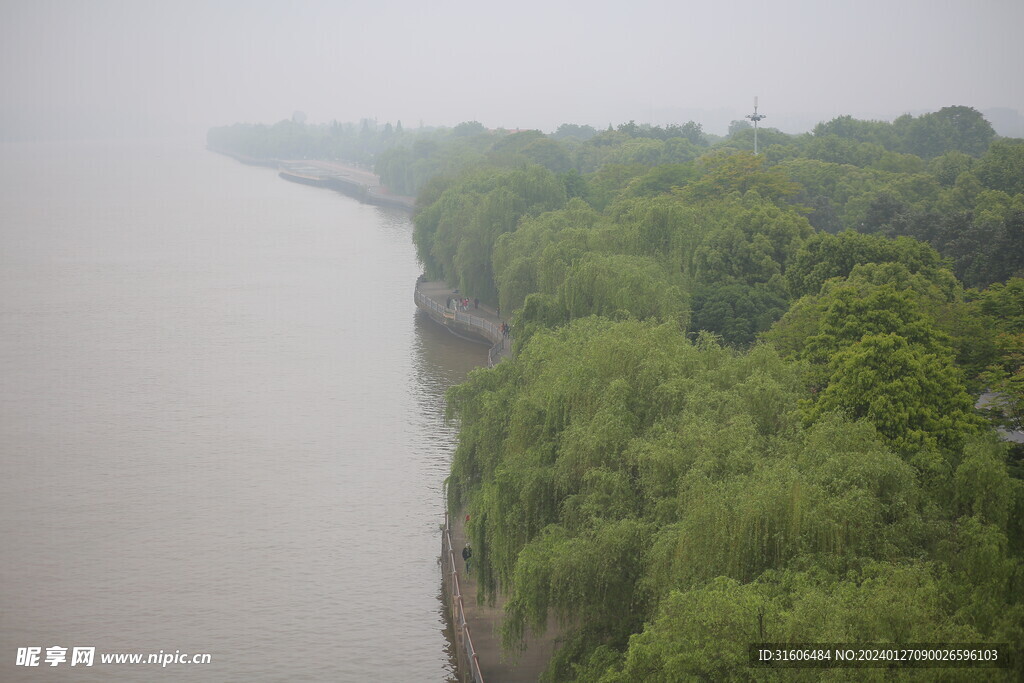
[207,146,416,211]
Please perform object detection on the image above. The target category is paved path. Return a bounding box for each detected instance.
[451,512,561,681]
[416,281,511,364]
[420,282,559,679]
[300,160,417,208]
[301,159,380,187]
[213,148,417,208]
[416,281,506,328]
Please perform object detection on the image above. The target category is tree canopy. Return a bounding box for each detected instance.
[211,107,1024,679]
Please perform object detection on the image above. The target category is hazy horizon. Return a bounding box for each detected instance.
[2,0,1023,141]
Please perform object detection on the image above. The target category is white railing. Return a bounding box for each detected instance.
[415,286,511,363]
[442,512,485,683]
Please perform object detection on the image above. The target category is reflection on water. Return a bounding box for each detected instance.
[0,139,487,681]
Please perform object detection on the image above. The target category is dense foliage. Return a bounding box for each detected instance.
[412,106,1024,680]
[448,321,1022,681]
[211,106,1024,678]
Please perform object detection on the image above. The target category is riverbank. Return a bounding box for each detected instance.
[414,280,510,367]
[418,282,563,681]
[444,512,560,682]
[208,146,417,210]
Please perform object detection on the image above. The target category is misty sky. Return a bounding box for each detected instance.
[2,0,1022,139]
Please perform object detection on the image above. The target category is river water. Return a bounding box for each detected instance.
[0,139,486,681]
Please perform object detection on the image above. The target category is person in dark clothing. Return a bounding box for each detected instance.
[474,298,479,309]
[461,544,472,573]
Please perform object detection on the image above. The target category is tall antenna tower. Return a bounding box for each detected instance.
[746,96,766,154]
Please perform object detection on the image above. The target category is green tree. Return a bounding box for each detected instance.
[902,106,996,159]
[785,230,948,298]
[452,120,487,137]
[727,119,752,136]
[975,139,1024,196]
[930,150,975,186]
[414,165,567,301]
[616,579,763,681]
[690,281,788,345]
[557,253,688,324]
[681,151,800,205]
[805,333,980,452]
[551,123,598,141]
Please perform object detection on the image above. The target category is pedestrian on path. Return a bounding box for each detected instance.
[462,544,473,573]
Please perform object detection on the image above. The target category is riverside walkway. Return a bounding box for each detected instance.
[414,281,510,366]
[444,513,560,682]
[419,281,561,680]
[210,147,416,209]
[279,159,417,209]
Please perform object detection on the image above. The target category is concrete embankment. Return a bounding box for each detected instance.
[209,147,416,210]
[414,281,510,367]
[443,512,560,682]
[418,281,561,681]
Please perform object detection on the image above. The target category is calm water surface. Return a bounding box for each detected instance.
[0,140,487,681]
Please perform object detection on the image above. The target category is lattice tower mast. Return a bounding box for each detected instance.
[746,96,767,154]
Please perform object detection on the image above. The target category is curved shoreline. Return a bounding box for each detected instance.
[208,146,417,210]
[413,280,509,367]
[417,281,560,682]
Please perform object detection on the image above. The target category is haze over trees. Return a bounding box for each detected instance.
[210,105,1024,679]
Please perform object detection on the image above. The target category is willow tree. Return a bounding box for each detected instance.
[413,164,567,302]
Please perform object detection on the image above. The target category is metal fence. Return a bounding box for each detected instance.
[442,513,485,683]
[414,287,450,318]
[454,309,501,341]
[415,286,510,367]
[487,340,504,368]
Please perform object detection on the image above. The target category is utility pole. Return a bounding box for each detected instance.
[745,96,766,154]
